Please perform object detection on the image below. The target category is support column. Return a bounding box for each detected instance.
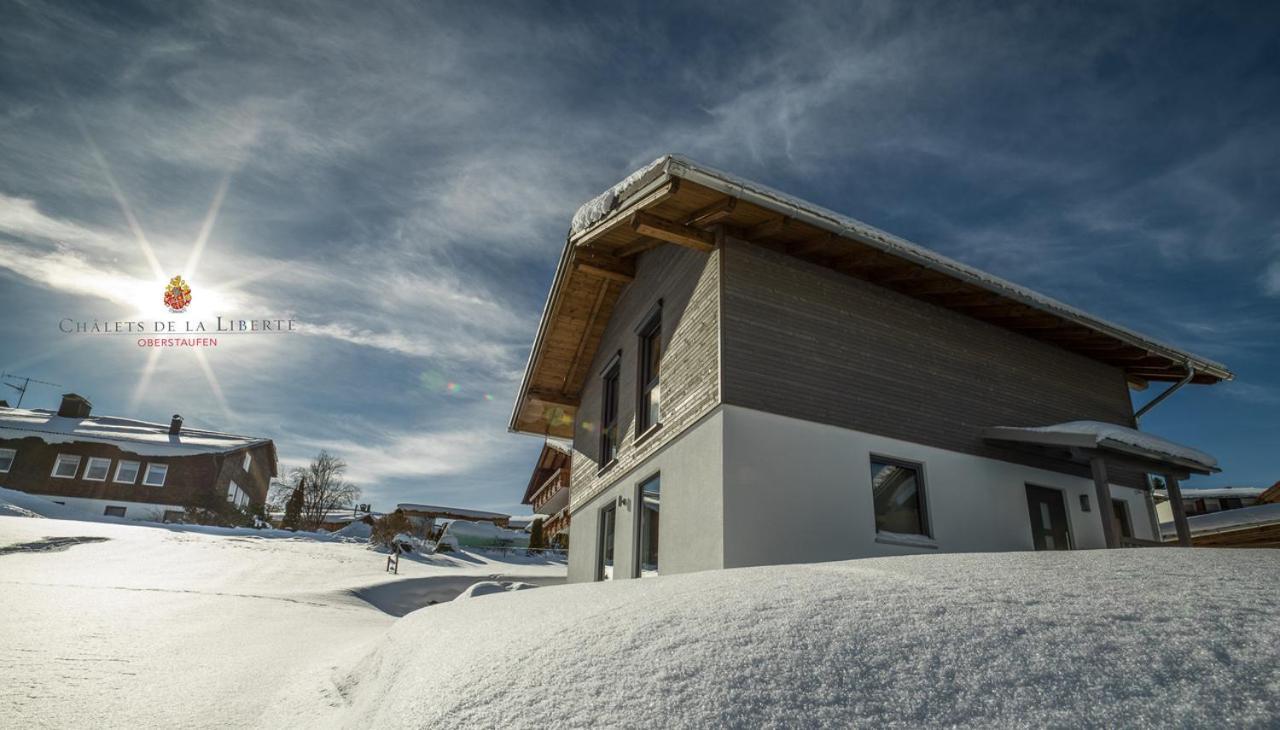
[1165,474,1193,547]
[1090,455,1118,549]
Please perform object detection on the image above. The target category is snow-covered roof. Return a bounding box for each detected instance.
[544,437,572,455]
[1161,502,1280,538]
[570,155,1231,380]
[984,420,1218,473]
[395,504,510,520]
[0,406,272,457]
[1153,486,1265,501]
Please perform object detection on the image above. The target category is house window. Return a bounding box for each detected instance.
[103,505,126,518]
[600,361,621,466]
[142,463,169,487]
[1221,497,1243,510]
[1111,499,1133,540]
[114,460,140,484]
[636,306,662,435]
[242,452,252,472]
[84,457,112,482]
[597,501,617,581]
[869,457,929,537]
[636,474,661,577]
[0,448,15,473]
[51,454,81,479]
[227,480,249,508]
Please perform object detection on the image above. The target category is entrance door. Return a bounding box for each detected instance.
[1025,485,1072,550]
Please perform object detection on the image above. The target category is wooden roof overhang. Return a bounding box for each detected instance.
[521,439,572,505]
[510,156,1234,437]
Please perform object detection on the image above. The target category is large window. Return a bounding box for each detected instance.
[597,501,617,581]
[51,454,81,479]
[636,306,662,435]
[226,480,249,508]
[0,448,15,473]
[869,457,929,537]
[84,457,112,482]
[600,361,621,466]
[142,463,169,487]
[114,460,140,484]
[636,474,661,577]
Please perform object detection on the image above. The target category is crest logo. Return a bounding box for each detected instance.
[163,275,193,313]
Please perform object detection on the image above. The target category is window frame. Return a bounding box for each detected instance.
[634,473,661,578]
[868,454,933,540]
[103,505,127,518]
[0,447,15,473]
[141,462,169,487]
[83,456,112,482]
[599,354,621,470]
[597,500,618,582]
[51,453,81,479]
[114,460,141,484]
[634,301,663,438]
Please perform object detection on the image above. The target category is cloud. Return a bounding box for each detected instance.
[286,428,501,486]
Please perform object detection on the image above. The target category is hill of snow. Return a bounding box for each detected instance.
[304,549,1279,729]
[0,515,565,728]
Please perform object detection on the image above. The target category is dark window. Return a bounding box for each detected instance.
[636,475,661,576]
[636,308,662,434]
[597,502,617,581]
[1111,499,1133,540]
[103,506,126,518]
[600,362,620,466]
[869,457,929,537]
[1221,497,1243,510]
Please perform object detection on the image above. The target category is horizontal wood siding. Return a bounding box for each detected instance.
[570,244,721,511]
[720,238,1138,481]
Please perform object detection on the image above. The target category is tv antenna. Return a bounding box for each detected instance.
[1,372,63,408]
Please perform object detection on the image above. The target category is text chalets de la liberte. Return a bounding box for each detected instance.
[60,317,298,334]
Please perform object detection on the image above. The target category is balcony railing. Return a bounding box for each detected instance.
[531,468,570,514]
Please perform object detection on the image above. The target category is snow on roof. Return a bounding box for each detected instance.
[0,406,271,457]
[570,154,1231,381]
[984,420,1218,472]
[395,504,510,520]
[544,437,573,455]
[1162,502,1280,537]
[321,550,1280,727]
[1153,486,1266,501]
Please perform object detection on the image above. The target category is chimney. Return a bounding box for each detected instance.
[57,393,92,418]
[169,414,183,436]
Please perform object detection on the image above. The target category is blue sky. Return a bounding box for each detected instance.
[1,1,1277,512]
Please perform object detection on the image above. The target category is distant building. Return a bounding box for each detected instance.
[1154,485,1270,522]
[1159,482,1280,548]
[0,393,277,522]
[520,438,572,547]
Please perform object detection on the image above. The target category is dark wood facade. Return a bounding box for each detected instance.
[0,434,275,509]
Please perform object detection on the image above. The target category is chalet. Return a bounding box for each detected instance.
[509,155,1234,583]
[520,438,572,547]
[0,393,277,522]
[1159,482,1280,548]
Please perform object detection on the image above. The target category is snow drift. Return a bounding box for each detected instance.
[325,550,1280,728]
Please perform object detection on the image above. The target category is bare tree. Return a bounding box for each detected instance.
[287,450,361,531]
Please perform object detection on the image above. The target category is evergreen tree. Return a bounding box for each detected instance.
[282,479,305,531]
[529,517,545,552]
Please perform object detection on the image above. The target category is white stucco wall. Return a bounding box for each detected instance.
[721,405,1156,568]
[26,493,184,522]
[566,410,724,583]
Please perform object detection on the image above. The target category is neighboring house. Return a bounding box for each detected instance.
[0,393,277,522]
[1154,484,1272,522]
[520,438,572,547]
[509,156,1233,583]
[396,503,511,539]
[1161,503,1280,548]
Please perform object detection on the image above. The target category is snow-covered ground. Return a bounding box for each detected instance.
[0,515,565,728]
[4,505,1277,728]
[304,549,1279,729]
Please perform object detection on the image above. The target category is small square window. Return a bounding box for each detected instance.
[114,460,140,484]
[84,457,112,482]
[51,454,81,479]
[869,457,930,537]
[0,448,15,473]
[142,463,169,487]
[103,505,127,518]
